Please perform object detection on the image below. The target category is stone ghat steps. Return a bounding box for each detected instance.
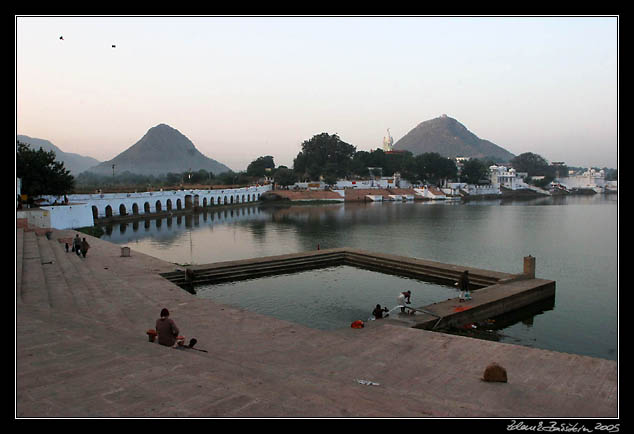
[342,250,505,288]
[16,228,24,304]
[16,304,219,418]
[160,248,509,290]
[15,231,618,418]
[14,302,474,418]
[17,230,163,332]
[161,250,347,287]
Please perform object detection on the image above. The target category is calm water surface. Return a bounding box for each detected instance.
[100,194,618,360]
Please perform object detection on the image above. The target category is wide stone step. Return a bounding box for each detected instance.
[49,237,95,315]
[61,237,173,330]
[19,231,50,308]
[39,233,156,331]
[16,304,213,417]
[162,248,504,290]
[62,247,155,330]
[343,250,504,287]
[37,234,80,313]
[16,228,24,303]
[161,251,346,286]
[190,256,343,283]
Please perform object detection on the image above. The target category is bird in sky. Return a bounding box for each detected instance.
[57,35,117,48]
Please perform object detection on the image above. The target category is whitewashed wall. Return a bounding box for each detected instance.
[45,204,94,229]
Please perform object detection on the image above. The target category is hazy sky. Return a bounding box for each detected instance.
[16,15,618,171]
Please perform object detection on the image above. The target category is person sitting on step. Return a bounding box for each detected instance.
[155,308,185,348]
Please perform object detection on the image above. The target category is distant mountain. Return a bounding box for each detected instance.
[86,124,232,176]
[393,115,515,162]
[17,134,101,175]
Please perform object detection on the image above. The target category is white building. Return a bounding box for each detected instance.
[559,168,610,192]
[489,165,530,190]
[294,173,413,190]
[414,186,447,200]
[26,185,272,230]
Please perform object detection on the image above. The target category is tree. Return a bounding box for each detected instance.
[16,141,74,202]
[165,172,182,185]
[247,155,275,177]
[511,152,550,177]
[604,168,618,181]
[460,159,490,184]
[413,152,457,185]
[273,167,297,187]
[383,150,414,177]
[189,169,213,184]
[293,133,356,180]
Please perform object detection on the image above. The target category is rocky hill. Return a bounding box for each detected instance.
[393,115,515,162]
[17,135,101,175]
[86,124,232,176]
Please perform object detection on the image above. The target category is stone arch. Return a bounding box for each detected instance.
[166,199,173,211]
[184,195,193,209]
[155,200,162,212]
[105,205,113,218]
[119,204,126,216]
[144,202,151,213]
[176,199,182,210]
[92,206,98,220]
[132,203,139,215]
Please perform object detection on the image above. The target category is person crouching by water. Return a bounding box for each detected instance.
[397,290,412,313]
[372,304,389,319]
[155,308,185,348]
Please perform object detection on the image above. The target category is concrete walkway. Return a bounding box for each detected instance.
[15,228,618,418]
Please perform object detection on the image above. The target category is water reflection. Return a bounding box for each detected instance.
[101,206,270,248]
[440,296,556,343]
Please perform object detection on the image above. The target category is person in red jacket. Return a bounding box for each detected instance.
[155,308,184,348]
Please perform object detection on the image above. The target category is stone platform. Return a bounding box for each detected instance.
[15,228,618,418]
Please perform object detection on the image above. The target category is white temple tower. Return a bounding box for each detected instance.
[382,128,394,152]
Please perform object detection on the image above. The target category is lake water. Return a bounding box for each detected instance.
[100,194,619,361]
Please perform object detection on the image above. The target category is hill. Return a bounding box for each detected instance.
[393,115,515,162]
[17,135,101,175]
[86,124,232,176]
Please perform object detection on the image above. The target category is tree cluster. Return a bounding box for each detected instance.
[292,132,460,185]
[510,152,570,187]
[17,141,74,203]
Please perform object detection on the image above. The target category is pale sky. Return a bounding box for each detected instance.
[16,15,618,171]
